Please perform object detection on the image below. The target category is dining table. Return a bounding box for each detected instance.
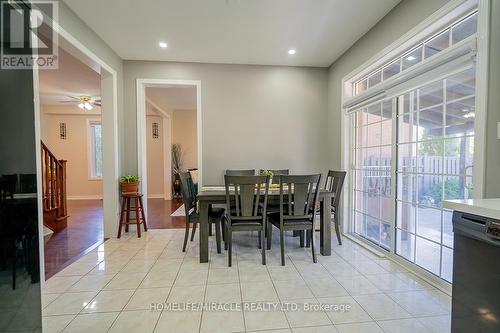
[196,185,336,263]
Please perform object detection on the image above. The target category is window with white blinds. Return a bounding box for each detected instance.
[346,7,479,282]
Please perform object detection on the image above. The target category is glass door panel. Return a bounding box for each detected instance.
[352,100,393,249]
[395,68,476,282]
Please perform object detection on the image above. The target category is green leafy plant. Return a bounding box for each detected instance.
[260,170,274,177]
[120,174,139,183]
[172,143,184,175]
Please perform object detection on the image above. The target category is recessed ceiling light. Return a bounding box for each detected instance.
[406,55,417,61]
[159,41,168,49]
[288,49,296,55]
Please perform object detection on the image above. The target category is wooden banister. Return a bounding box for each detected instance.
[41,141,68,232]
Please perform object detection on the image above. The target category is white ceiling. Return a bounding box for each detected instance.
[146,86,197,112]
[39,48,101,105]
[63,0,401,67]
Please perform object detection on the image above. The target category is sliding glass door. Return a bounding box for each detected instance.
[395,68,475,282]
[351,68,475,282]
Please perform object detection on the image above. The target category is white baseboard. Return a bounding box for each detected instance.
[67,195,103,200]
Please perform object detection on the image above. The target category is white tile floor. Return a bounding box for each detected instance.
[41,229,451,333]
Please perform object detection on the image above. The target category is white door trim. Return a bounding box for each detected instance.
[32,19,120,285]
[136,79,202,214]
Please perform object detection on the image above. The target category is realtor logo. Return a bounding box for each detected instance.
[1,0,58,69]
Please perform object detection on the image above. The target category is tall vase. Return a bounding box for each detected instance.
[172,174,182,197]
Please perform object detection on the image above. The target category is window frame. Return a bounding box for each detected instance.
[340,0,489,294]
[87,119,103,180]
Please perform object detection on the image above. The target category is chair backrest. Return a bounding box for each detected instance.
[19,174,36,193]
[325,171,346,207]
[178,171,197,216]
[225,169,255,176]
[259,169,289,184]
[224,175,269,222]
[278,175,321,221]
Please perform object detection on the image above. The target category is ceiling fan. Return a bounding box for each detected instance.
[59,95,101,110]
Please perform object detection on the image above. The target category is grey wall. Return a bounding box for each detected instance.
[0,70,37,175]
[484,0,500,198]
[327,0,449,170]
[123,61,329,185]
[55,0,124,168]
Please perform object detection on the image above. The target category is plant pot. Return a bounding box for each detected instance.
[121,181,139,194]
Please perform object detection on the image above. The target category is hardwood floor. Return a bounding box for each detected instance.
[44,200,104,280]
[146,197,185,229]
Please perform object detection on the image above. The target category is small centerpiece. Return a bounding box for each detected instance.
[260,170,274,185]
[120,174,140,193]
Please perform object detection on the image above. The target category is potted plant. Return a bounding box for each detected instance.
[120,174,140,193]
[260,170,274,185]
[171,143,184,197]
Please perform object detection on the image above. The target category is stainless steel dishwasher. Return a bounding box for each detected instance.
[451,211,500,332]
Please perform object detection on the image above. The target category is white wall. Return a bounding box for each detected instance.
[41,105,102,198]
[172,109,197,170]
[124,62,329,185]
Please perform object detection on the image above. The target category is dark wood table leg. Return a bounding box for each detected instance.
[320,198,332,256]
[199,200,209,263]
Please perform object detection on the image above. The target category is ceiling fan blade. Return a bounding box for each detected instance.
[94,102,102,107]
[59,100,77,103]
[66,95,81,101]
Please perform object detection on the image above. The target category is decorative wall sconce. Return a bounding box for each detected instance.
[59,122,67,139]
[152,122,159,139]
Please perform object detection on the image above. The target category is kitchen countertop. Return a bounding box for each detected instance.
[443,199,500,220]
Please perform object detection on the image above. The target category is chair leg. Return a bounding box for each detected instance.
[258,230,262,249]
[310,228,317,263]
[334,212,342,245]
[280,228,285,266]
[215,219,222,254]
[261,226,266,265]
[267,221,273,250]
[117,197,126,238]
[182,220,190,252]
[125,198,131,233]
[228,229,232,267]
[190,222,197,241]
[138,196,147,231]
[224,222,228,251]
[135,197,142,238]
[299,230,305,247]
[208,222,213,236]
[306,230,311,248]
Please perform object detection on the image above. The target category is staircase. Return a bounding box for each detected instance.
[41,141,69,232]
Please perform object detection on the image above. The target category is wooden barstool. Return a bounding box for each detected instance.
[118,193,148,238]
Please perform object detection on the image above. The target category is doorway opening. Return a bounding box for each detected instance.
[137,80,201,229]
[34,29,119,280]
[38,46,104,279]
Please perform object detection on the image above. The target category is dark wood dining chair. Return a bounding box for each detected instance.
[306,170,347,248]
[259,169,290,214]
[1,175,17,200]
[225,169,255,176]
[223,175,269,266]
[325,170,346,245]
[267,174,321,266]
[179,171,225,253]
